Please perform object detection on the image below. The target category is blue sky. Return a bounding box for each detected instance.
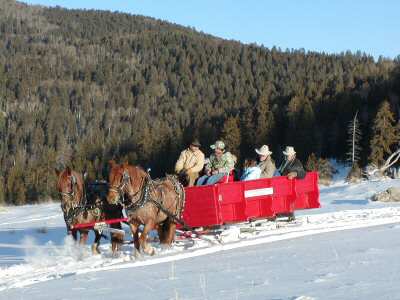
[23,0,399,59]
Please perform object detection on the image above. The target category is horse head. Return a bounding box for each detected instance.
[107,160,147,205]
[55,167,83,215]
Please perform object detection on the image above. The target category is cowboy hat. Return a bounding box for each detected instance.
[255,145,272,156]
[210,140,225,150]
[283,146,296,156]
[190,139,201,147]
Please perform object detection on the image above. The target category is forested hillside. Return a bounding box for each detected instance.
[0,0,399,204]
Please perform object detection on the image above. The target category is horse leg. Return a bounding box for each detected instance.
[157,222,167,244]
[69,229,78,241]
[79,230,89,246]
[111,223,124,255]
[164,221,176,245]
[111,232,124,255]
[128,223,141,258]
[91,230,101,254]
[129,223,140,251]
[140,220,155,256]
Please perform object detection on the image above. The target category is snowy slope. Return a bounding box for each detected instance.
[1,170,400,299]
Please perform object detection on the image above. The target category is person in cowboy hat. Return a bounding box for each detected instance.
[278,146,306,180]
[175,139,205,186]
[255,145,276,178]
[278,146,306,221]
[196,140,236,186]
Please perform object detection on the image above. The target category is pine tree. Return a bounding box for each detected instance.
[0,176,5,205]
[254,94,274,146]
[221,116,241,160]
[240,107,256,159]
[306,153,334,185]
[286,96,315,160]
[369,101,399,166]
[306,153,318,171]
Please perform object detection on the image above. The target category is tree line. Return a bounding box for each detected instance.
[0,0,399,205]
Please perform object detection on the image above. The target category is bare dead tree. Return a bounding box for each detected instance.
[346,111,362,165]
[365,147,400,178]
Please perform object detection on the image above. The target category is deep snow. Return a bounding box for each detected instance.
[1,167,400,299]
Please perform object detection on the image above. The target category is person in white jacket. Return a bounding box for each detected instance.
[240,158,261,181]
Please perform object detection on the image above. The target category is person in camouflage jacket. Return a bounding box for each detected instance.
[196,140,236,185]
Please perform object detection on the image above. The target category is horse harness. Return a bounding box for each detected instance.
[108,170,144,207]
[111,171,186,227]
[143,175,186,226]
[59,174,102,227]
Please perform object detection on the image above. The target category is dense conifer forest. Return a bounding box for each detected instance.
[0,0,399,204]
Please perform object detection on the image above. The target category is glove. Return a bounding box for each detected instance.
[287,172,297,180]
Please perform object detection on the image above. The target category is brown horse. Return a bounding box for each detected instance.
[55,167,104,254]
[107,161,185,255]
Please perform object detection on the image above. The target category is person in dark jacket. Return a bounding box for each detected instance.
[278,146,306,180]
[277,146,306,222]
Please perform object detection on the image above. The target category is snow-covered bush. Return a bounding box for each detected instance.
[346,163,362,183]
[306,154,335,185]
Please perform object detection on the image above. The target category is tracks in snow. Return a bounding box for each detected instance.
[2,206,400,291]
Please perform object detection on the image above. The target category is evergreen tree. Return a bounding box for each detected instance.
[306,153,334,185]
[254,94,274,146]
[286,96,315,160]
[0,176,5,205]
[306,153,318,171]
[240,107,256,159]
[221,116,241,159]
[369,101,399,166]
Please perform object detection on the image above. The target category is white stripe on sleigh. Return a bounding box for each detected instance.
[244,187,274,198]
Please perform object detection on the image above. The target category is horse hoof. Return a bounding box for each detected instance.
[111,250,121,258]
[91,245,101,255]
[132,249,141,259]
[142,245,155,256]
[160,243,172,250]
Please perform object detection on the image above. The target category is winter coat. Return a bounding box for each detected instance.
[206,151,236,174]
[258,157,276,178]
[175,148,205,174]
[278,158,306,179]
[240,166,262,181]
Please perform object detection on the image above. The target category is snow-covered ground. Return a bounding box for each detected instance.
[1,166,400,299]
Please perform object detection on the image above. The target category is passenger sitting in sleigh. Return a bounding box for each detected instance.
[240,158,261,181]
[277,146,306,180]
[196,140,236,186]
[255,145,276,179]
[276,146,306,221]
